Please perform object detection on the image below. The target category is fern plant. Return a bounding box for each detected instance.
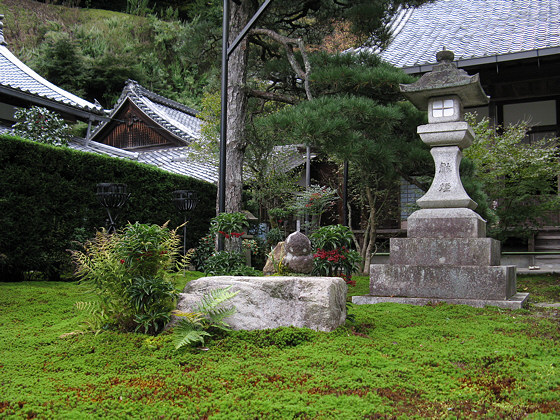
[173,286,239,349]
[71,223,185,334]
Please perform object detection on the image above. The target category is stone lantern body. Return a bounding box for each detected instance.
[353,50,528,309]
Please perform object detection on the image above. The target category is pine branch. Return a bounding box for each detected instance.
[247,88,299,104]
[250,28,313,100]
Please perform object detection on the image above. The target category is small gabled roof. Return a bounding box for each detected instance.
[368,0,560,72]
[0,15,105,118]
[92,80,201,144]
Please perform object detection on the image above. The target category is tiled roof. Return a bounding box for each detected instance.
[70,137,140,160]
[92,80,201,144]
[0,16,105,116]
[369,0,560,70]
[136,147,218,184]
[69,139,218,184]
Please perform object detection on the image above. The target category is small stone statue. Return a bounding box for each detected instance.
[283,231,314,274]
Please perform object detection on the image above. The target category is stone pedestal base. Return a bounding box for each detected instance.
[352,232,529,309]
[368,264,517,300]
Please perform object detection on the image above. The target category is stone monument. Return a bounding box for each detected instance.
[353,50,529,309]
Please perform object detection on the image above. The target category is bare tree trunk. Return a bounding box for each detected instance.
[221,1,255,253]
[361,186,377,275]
[224,0,254,214]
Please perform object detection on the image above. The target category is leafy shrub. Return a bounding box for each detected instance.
[0,134,215,280]
[266,227,285,247]
[194,213,253,271]
[210,212,249,239]
[13,106,72,146]
[191,233,215,271]
[71,222,185,334]
[204,251,260,276]
[311,225,362,286]
[173,286,239,349]
[290,185,338,232]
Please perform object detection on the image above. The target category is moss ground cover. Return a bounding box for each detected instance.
[1,275,559,418]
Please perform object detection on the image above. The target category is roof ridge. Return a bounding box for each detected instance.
[124,79,199,116]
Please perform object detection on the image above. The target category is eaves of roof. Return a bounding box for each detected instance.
[68,138,218,184]
[401,46,560,74]
[0,45,106,118]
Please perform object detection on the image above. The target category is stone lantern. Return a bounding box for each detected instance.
[353,50,528,309]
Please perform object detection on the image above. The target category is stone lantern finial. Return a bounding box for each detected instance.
[436,49,454,63]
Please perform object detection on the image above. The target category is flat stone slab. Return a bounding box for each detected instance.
[352,293,529,310]
[370,264,517,300]
[407,208,486,238]
[175,276,347,332]
[389,237,501,266]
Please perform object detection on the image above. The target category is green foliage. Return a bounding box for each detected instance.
[30,31,89,97]
[127,276,177,333]
[173,286,239,349]
[126,0,154,16]
[311,224,354,250]
[266,227,285,248]
[210,212,249,239]
[204,251,260,277]
[13,106,72,146]
[71,223,181,334]
[463,114,560,240]
[234,326,316,349]
[1,277,559,418]
[117,222,186,277]
[258,52,429,263]
[191,233,215,271]
[0,134,215,280]
[290,184,338,218]
[311,225,362,285]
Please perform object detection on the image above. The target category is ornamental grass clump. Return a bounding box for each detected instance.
[311,224,362,286]
[71,222,188,334]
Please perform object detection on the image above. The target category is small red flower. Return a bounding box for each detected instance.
[120,259,125,264]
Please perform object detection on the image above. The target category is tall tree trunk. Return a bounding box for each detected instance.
[224,0,254,214]
[221,1,255,253]
[362,186,377,275]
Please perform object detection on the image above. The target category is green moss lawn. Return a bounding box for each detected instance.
[1,273,559,419]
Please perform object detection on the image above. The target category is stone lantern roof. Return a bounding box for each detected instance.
[399,50,489,110]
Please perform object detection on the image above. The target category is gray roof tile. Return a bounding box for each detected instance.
[68,139,218,184]
[369,0,560,69]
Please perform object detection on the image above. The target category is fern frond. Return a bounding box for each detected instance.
[173,320,211,349]
[74,301,107,333]
[194,286,239,314]
[171,310,205,327]
[75,301,99,313]
[206,306,236,330]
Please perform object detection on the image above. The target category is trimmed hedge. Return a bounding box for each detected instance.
[0,135,216,280]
